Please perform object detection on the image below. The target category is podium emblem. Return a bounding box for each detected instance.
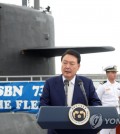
[69,104,90,125]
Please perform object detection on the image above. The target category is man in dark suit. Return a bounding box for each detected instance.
[40,49,101,134]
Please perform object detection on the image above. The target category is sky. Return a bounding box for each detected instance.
[0,0,120,74]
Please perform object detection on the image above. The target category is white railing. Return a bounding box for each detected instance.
[0,74,119,82]
[0,74,120,89]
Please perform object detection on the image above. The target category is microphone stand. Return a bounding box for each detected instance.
[64,80,69,106]
[78,80,88,106]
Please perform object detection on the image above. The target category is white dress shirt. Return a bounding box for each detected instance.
[63,76,76,106]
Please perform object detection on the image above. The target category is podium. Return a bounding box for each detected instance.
[37,106,120,134]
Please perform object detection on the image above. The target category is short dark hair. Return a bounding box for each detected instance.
[61,49,81,64]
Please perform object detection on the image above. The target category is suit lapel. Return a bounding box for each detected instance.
[72,76,85,105]
[55,75,66,105]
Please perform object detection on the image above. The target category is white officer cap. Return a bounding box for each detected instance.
[104,65,118,72]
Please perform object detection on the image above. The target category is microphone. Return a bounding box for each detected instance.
[64,79,69,106]
[78,79,88,106]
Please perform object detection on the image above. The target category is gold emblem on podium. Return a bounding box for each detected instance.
[69,104,90,125]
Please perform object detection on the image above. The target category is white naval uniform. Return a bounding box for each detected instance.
[96,79,120,134]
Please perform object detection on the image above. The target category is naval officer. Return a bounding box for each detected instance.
[96,65,120,134]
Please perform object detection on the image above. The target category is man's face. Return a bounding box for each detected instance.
[107,71,117,81]
[61,54,80,80]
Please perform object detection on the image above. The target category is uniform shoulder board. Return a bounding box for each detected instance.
[117,88,120,90]
[100,81,107,85]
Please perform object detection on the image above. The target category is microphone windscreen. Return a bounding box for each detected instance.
[78,79,83,85]
[64,79,69,86]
